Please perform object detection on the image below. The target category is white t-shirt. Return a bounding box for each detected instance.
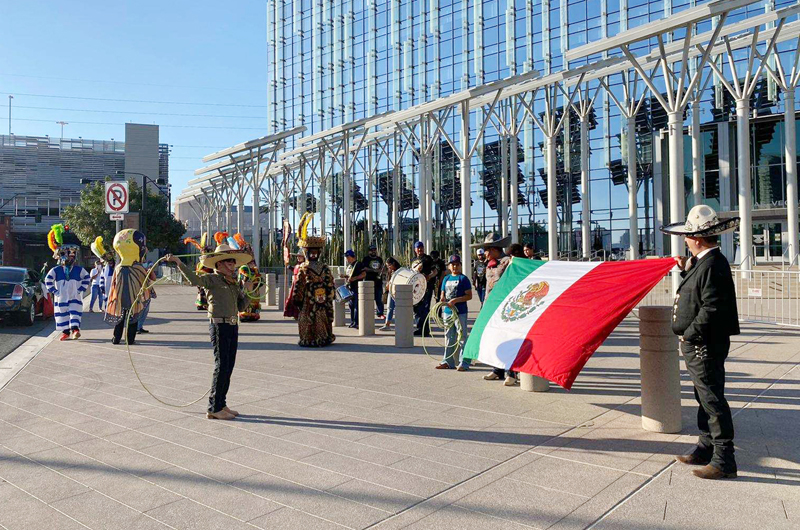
[90,265,103,286]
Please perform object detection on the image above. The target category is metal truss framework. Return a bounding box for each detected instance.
[177,0,800,275]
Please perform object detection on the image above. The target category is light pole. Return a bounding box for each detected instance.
[56,121,68,139]
[116,171,167,236]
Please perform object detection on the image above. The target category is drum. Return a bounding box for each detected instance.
[335,284,354,303]
[390,267,427,305]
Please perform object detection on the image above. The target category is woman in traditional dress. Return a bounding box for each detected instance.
[291,214,335,347]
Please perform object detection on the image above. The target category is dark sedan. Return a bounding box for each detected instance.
[0,267,44,326]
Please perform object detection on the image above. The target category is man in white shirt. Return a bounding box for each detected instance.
[88,261,104,312]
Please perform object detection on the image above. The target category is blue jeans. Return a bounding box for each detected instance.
[137,301,150,331]
[476,287,486,304]
[374,281,385,316]
[90,284,103,310]
[442,311,469,368]
[385,295,396,323]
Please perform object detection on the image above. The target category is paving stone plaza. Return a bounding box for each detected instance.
[1,285,798,529]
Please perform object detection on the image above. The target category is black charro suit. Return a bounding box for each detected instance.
[672,248,738,473]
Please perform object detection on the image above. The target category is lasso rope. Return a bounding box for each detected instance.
[124,253,213,408]
[421,301,464,363]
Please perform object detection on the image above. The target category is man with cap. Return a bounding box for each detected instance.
[167,239,251,420]
[361,244,385,319]
[343,249,366,328]
[471,233,517,386]
[411,241,437,336]
[473,248,488,305]
[429,250,447,292]
[662,204,740,479]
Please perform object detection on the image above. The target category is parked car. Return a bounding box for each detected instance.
[0,267,45,326]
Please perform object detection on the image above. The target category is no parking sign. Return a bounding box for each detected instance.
[105,182,129,214]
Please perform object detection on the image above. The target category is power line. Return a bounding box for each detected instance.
[13,104,269,120]
[0,72,264,93]
[15,118,269,131]
[0,92,269,108]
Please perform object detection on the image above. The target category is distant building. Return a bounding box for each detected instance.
[0,124,168,268]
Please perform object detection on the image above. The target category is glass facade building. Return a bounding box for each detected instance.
[267,0,800,262]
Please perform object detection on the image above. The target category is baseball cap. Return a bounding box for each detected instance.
[477,248,485,255]
[344,249,355,258]
[448,255,461,264]
[368,243,377,250]
[414,241,424,249]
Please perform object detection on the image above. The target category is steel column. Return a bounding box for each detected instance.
[736,99,753,275]
[461,100,472,278]
[627,114,639,260]
[580,115,591,259]
[785,91,798,268]
[691,100,703,208]
[667,110,685,259]
[546,134,558,260]
[510,127,519,244]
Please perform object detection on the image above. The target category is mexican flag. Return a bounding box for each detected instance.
[463,258,675,389]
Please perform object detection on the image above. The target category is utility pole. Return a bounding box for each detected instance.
[56,121,68,139]
[7,95,12,136]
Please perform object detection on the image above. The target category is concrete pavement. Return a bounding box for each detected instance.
[0,284,798,529]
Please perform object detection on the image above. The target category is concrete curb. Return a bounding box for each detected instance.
[0,327,59,392]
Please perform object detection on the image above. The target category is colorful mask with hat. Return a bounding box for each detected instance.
[47,224,81,266]
[113,229,147,266]
[296,212,325,261]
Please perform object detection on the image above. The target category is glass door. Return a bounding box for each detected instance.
[753,222,785,262]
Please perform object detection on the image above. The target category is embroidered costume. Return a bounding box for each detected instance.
[44,224,90,341]
[233,233,263,322]
[291,213,335,347]
[184,233,214,310]
[104,229,150,345]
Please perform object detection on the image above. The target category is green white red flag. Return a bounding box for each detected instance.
[462,258,675,389]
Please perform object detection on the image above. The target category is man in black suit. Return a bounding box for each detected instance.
[661,205,740,480]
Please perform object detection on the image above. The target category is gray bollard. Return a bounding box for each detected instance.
[277,284,284,313]
[394,284,413,348]
[333,278,346,327]
[639,306,682,433]
[358,280,375,336]
[519,373,550,392]
[266,273,276,307]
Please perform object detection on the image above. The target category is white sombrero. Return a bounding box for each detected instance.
[199,243,252,269]
[660,205,740,237]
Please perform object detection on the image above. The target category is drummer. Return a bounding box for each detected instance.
[411,241,437,337]
[343,249,366,329]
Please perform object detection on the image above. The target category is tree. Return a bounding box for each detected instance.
[63,179,186,252]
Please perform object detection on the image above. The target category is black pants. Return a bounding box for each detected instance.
[113,311,138,344]
[414,288,434,334]
[349,293,358,326]
[209,322,238,414]
[681,338,736,473]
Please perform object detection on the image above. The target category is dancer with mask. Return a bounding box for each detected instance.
[44,224,90,341]
[104,229,151,345]
[291,213,335,347]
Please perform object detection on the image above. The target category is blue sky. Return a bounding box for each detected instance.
[0,1,269,205]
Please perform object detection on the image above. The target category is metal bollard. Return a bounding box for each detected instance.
[266,273,277,307]
[333,278,346,327]
[638,306,682,433]
[394,284,413,348]
[519,373,550,392]
[358,280,375,336]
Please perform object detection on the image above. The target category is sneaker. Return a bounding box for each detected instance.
[456,366,469,372]
[379,324,391,331]
[504,375,518,386]
[206,410,236,420]
[435,363,451,370]
[70,330,81,340]
[138,329,150,334]
[483,373,501,381]
[59,333,71,342]
[376,314,385,319]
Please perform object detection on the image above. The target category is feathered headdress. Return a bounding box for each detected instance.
[233,233,248,250]
[213,231,228,245]
[47,223,65,252]
[90,236,109,260]
[296,213,325,249]
[183,237,202,251]
[226,236,240,250]
[199,232,209,250]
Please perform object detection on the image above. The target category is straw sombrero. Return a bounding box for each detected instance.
[660,205,740,237]
[200,243,252,269]
[470,232,512,249]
